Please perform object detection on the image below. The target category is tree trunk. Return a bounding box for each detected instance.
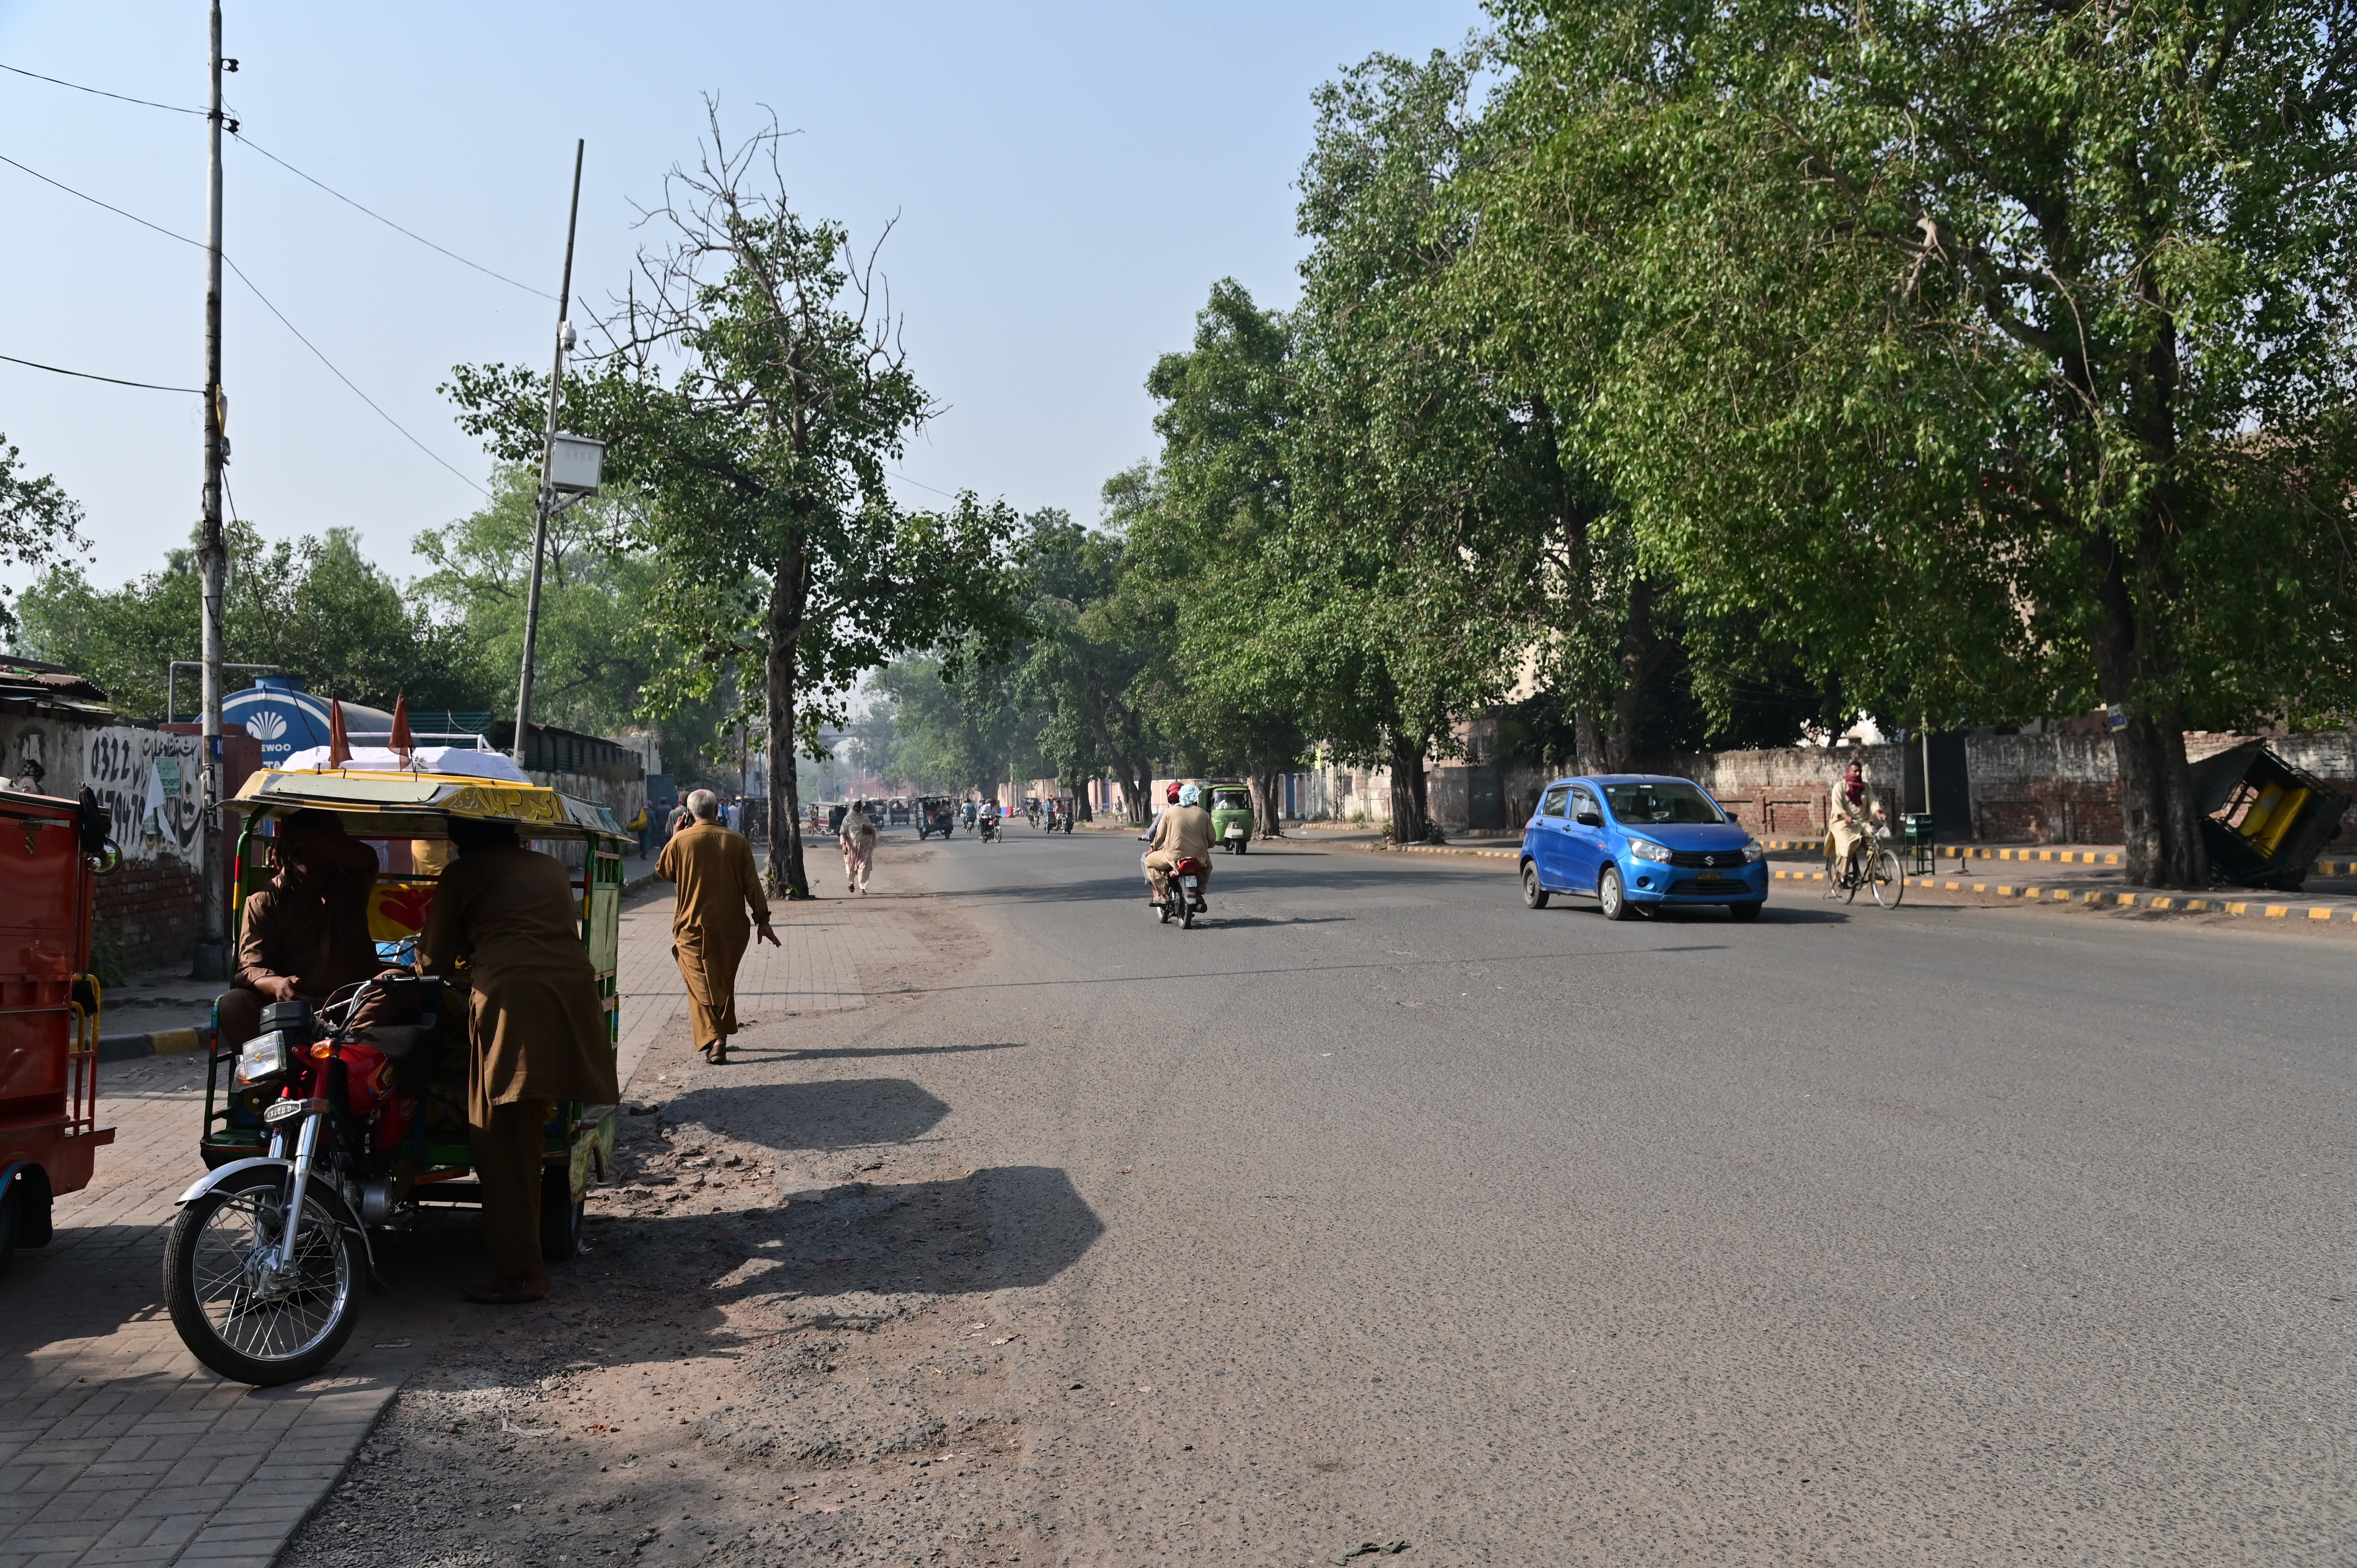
[1387,735,1428,842]
[1574,712,1603,774]
[1118,756,1153,826]
[1247,757,1285,839]
[766,551,812,899]
[2089,526,2207,889]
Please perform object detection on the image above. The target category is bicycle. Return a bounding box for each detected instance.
[1825,816,1906,908]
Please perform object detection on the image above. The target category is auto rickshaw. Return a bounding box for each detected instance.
[1208,781,1253,852]
[0,786,116,1275]
[916,796,957,839]
[170,759,627,1384]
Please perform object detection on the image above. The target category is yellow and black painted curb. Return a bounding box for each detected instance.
[1769,867,2357,922]
[97,1026,206,1063]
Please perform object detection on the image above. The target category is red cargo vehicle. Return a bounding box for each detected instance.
[0,786,115,1273]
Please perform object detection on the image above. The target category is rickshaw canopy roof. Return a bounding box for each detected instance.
[228,766,629,842]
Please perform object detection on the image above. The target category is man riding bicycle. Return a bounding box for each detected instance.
[1825,758,1885,888]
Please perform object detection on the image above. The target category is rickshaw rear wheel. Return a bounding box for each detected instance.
[540,1164,585,1263]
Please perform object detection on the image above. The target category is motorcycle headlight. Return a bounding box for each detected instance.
[1628,838,1672,863]
[1742,838,1767,862]
[236,1030,292,1086]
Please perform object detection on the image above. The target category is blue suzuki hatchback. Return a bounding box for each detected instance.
[1519,775,1767,921]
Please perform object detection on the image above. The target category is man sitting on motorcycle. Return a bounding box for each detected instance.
[1144,782,1216,905]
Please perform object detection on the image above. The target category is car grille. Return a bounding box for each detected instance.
[1668,848,1747,869]
[1668,877,1747,895]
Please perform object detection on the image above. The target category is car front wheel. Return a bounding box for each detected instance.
[1599,863,1635,921]
[1522,862,1550,909]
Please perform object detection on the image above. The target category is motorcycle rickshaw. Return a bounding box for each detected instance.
[169,761,627,1385]
[1209,782,1254,852]
[0,786,116,1276]
[915,796,957,839]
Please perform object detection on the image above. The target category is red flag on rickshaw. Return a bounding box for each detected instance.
[327,695,351,769]
[388,692,414,765]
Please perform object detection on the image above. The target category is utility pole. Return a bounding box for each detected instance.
[193,0,229,981]
[511,139,586,768]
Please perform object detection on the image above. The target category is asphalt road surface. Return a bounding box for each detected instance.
[845,824,2349,1565]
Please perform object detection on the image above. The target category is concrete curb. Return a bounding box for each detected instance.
[1761,836,2126,865]
[97,1025,206,1062]
[1352,842,1520,862]
[1768,867,2357,922]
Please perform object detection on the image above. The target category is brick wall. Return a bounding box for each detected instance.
[94,858,203,975]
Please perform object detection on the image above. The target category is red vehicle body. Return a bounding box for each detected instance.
[0,786,114,1272]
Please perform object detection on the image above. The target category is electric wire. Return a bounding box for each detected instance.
[3,58,548,302]
[220,255,489,496]
[227,129,555,301]
[0,351,199,393]
[0,60,203,115]
[0,148,489,498]
[889,468,963,501]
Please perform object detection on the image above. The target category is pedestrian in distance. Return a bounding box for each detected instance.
[840,798,879,894]
[420,815,620,1305]
[655,789,779,1065]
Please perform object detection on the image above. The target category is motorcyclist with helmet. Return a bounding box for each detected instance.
[1144,781,1216,907]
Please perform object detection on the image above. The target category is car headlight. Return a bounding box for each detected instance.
[236,1030,292,1086]
[1628,838,1671,863]
[1742,839,1767,862]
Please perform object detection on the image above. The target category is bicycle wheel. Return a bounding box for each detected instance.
[1872,848,1906,908]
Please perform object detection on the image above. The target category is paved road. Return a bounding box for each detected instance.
[841,824,2350,1564]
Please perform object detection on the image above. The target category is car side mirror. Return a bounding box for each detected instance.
[1575,810,1603,827]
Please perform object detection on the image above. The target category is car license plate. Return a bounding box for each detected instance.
[1696,870,1724,882]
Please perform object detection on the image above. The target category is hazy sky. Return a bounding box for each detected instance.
[0,0,1487,599]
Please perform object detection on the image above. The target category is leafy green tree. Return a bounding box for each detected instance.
[19,522,476,717]
[874,652,1033,797]
[0,434,85,640]
[412,465,728,766]
[1465,0,2357,885]
[1013,498,1173,825]
[450,114,1024,896]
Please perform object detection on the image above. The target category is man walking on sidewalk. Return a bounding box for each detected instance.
[656,789,779,1064]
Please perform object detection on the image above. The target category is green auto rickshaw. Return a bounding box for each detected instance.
[1208,782,1253,853]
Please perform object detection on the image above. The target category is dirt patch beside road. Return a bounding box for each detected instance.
[279,886,1080,1568]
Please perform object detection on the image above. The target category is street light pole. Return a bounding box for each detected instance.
[194,0,229,980]
[512,139,585,769]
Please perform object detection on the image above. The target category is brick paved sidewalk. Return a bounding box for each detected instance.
[0,1054,422,1568]
[612,884,872,1092]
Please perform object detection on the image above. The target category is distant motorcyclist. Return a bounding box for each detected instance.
[1144,782,1216,904]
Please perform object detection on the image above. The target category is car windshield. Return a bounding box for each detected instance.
[1212,789,1248,810]
[1603,781,1727,825]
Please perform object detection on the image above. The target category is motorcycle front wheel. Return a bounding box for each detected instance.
[165,1166,362,1386]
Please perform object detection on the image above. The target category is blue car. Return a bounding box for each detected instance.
[1519,774,1768,921]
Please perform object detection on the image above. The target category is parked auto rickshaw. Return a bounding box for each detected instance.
[1208,782,1254,852]
[169,761,627,1384]
[0,786,116,1275]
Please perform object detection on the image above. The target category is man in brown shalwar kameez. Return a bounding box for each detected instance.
[421,816,620,1304]
[216,809,383,1050]
[655,788,777,1065]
